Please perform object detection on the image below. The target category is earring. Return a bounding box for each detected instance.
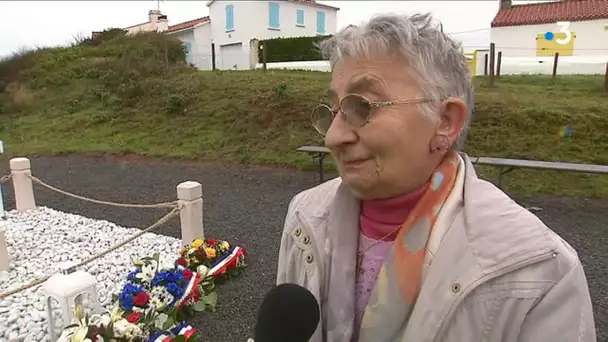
[429,135,450,153]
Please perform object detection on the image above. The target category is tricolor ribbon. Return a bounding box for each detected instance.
[148,332,173,342]
[175,271,203,310]
[209,246,244,276]
[172,322,197,340]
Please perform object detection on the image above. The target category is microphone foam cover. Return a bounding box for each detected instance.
[254,283,320,342]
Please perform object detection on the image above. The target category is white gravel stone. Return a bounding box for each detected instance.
[0,207,182,342]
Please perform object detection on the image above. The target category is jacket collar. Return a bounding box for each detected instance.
[459,154,556,274]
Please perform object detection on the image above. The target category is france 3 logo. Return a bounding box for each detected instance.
[544,22,572,45]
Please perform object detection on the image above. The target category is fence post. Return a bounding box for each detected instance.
[10,157,36,212]
[552,52,559,78]
[211,43,216,71]
[177,181,204,246]
[0,230,8,271]
[489,43,495,85]
[262,41,268,71]
[496,51,502,77]
[484,53,488,76]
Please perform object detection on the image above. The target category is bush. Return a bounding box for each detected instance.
[0,47,42,88]
[258,35,332,63]
[11,31,187,91]
[80,28,128,46]
[0,30,190,116]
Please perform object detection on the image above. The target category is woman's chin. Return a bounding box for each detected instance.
[339,171,375,194]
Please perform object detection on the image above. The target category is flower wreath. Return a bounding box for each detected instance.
[59,238,247,342]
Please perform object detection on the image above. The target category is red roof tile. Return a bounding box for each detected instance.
[167,17,210,33]
[491,0,608,28]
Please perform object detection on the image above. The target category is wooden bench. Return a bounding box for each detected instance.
[297,146,331,183]
[471,157,608,188]
[297,145,608,188]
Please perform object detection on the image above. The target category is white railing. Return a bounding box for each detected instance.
[255,56,608,76]
[256,60,330,72]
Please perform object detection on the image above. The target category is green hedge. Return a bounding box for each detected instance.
[258,35,332,63]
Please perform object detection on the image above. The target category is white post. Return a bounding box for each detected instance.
[177,181,204,246]
[10,157,36,211]
[0,230,8,271]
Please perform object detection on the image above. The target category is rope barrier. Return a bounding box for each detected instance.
[0,174,12,183]
[0,207,181,300]
[1,168,189,298]
[27,174,178,209]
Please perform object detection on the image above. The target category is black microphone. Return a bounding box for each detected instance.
[253,283,321,342]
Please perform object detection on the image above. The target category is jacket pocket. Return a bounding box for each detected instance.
[439,282,549,342]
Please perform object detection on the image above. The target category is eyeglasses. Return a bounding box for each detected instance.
[311,94,431,136]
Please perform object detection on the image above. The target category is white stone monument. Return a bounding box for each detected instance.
[42,263,101,341]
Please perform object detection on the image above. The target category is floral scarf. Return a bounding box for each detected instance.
[356,151,460,341]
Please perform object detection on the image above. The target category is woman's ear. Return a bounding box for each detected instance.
[435,98,468,146]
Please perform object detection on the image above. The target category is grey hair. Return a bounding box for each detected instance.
[317,13,474,150]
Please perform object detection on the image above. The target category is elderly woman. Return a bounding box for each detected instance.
[276,13,596,342]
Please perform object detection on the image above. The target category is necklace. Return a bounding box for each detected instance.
[356,223,404,274]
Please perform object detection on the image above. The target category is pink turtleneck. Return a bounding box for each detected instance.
[353,184,428,336]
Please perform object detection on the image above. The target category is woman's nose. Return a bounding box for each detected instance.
[324,113,358,149]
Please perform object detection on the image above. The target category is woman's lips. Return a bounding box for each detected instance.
[342,158,369,167]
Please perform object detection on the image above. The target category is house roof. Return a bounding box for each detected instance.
[206,0,339,11]
[167,17,210,33]
[124,21,149,30]
[491,0,608,28]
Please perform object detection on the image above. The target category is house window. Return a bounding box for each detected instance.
[316,11,325,34]
[269,2,280,29]
[185,42,192,55]
[296,9,305,26]
[225,4,234,31]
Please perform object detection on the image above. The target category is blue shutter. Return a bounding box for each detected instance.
[316,11,325,34]
[269,2,280,29]
[185,42,192,55]
[225,5,234,31]
[296,9,304,26]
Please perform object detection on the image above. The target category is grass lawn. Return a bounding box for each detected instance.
[1,34,607,197]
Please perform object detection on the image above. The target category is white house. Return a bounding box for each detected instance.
[164,17,213,70]
[490,0,608,57]
[104,0,339,70]
[115,10,213,69]
[207,0,339,70]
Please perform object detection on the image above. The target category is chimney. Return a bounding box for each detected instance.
[500,0,512,10]
[148,9,169,32]
[156,14,169,32]
[148,9,162,23]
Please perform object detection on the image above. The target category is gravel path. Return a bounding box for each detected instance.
[1,155,606,341]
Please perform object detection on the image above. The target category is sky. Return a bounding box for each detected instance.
[0,0,549,57]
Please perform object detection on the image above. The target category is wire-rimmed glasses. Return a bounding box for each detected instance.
[311,94,431,136]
